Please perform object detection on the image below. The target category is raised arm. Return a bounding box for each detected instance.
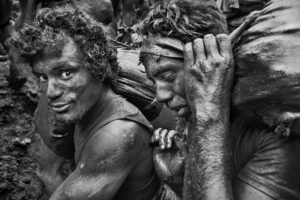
[183,34,234,200]
[49,120,148,200]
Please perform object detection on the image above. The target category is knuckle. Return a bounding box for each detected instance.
[216,34,229,41]
[210,57,225,66]
[189,64,198,74]
[199,59,208,66]
[193,38,203,45]
[204,34,214,38]
[184,42,193,52]
[204,34,215,41]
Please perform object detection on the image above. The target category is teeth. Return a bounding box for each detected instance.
[178,107,186,116]
[52,104,71,113]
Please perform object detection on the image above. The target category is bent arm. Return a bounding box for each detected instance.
[183,34,234,200]
[49,121,144,200]
[49,165,129,200]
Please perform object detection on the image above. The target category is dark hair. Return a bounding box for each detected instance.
[10,5,118,82]
[141,0,228,43]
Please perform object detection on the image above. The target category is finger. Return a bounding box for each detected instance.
[216,34,231,57]
[193,38,206,61]
[184,42,194,71]
[193,38,209,73]
[159,129,168,150]
[166,130,177,149]
[229,10,261,44]
[151,128,162,143]
[203,34,219,58]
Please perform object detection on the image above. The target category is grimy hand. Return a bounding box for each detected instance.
[151,128,187,186]
[151,128,178,150]
[183,34,234,117]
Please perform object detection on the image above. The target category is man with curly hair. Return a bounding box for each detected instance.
[11,6,160,200]
[140,0,300,200]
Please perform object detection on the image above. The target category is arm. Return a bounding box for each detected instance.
[183,34,234,200]
[234,179,274,200]
[37,140,68,195]
[49,120,145,200]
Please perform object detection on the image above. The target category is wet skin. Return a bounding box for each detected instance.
[143,34,274,200]
[33,38,158,200]
[33,39,105,124]
[143,55,191,118]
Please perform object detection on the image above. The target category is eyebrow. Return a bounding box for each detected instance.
[34,61,77,74]
[52,62,77,70]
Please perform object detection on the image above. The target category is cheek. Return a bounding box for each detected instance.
[62,76,89,98]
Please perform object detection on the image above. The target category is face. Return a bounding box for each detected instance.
[143,54,191,118]
[33,38,105,124]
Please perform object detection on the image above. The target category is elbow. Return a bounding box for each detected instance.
[50,186,81,200]
[50,191,73,200]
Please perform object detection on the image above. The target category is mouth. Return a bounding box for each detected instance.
[50,103,72,113]
[169,105,190,117]
[177,106,190,117]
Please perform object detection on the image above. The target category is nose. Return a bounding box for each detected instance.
[46,79,63,100]
[155,81,173,103]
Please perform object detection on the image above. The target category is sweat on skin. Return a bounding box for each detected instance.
[31,35,159,199]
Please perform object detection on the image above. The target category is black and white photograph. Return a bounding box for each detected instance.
[0,0,300,199]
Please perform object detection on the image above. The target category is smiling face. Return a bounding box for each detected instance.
[142,54,191,118]
[33,38,105,124]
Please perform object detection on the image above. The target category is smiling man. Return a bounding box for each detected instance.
[11,6,159,200]
[140,1,300,200]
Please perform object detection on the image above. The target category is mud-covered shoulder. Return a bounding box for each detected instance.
[78,119,151,173]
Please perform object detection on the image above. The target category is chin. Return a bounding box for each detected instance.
[54,112,80,124]
[53,105,89,124]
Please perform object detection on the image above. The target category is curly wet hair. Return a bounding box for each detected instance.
[141,0,228,43]
[11,5,118,82]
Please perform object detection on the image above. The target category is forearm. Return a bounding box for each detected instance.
[49,177,94,200]
[183,104,233,200]
[49,172,124,200]
[49,182,99,200]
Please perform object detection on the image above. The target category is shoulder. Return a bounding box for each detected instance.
[97,119,151,152]
[79,120,151,170]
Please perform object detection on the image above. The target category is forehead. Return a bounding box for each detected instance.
[33,39,82,73]
[143,54,184,77]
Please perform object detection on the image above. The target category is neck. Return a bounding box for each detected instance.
[77,85,115,130]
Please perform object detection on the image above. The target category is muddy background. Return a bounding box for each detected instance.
[0,1,47,199]
[0,60,47,200]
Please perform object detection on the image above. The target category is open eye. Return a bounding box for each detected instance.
[60,70,73,80]
[39,74,48,83]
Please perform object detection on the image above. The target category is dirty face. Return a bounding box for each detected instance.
[142,54,191,118]
[33,38,104,123]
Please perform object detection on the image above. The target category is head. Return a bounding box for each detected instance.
[11,6,118,124]
[140,0,227,119]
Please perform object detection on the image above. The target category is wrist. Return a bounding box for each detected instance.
[190,102,230,122]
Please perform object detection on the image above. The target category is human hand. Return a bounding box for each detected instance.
[151,128,187,185]
[183,34,234,117]
[151,128,179,150]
